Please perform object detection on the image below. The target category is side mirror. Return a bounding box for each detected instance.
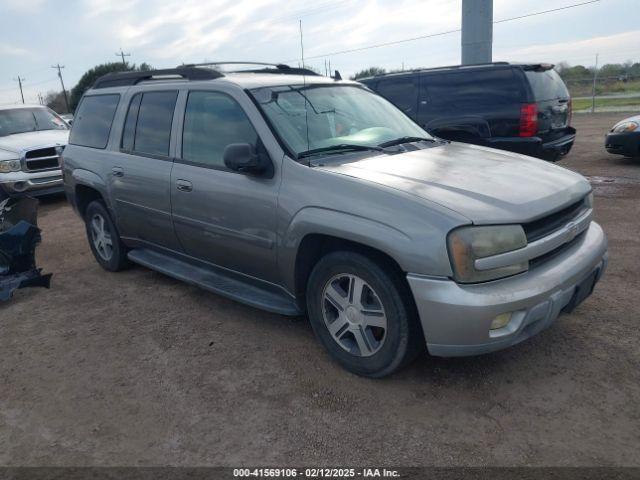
[223,143,271,176]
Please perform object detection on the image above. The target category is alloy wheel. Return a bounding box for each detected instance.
[321,273,388,357]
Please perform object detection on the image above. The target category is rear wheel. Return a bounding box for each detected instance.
[84,200,130,271]
[306,251,423,378]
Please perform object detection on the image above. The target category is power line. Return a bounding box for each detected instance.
[288,0,601,61]
[494,0,600,24]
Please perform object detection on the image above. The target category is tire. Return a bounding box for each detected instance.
[306,251,423,378]
[84,200,130,271]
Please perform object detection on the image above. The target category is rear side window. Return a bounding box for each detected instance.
[69,94,120,149]
[375,77,418,115]
[122,91,178,157]
[525,70,569,101]
[423,69,525,109]
[181,91,258,169]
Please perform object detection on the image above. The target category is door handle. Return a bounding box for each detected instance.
[176,179,193,192]
[112,167,124,177]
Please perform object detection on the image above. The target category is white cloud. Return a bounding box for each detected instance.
[495,30,640,66]
[0,44,30,56]
[2,0,46,13]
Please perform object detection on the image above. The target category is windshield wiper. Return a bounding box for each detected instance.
[297,143,385,159]
[378,136,435,148]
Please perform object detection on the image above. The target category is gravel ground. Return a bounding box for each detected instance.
[1,113,639,467]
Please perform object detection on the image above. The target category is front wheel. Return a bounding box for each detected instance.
[306,251,423,378]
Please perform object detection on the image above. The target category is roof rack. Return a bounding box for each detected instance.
[183,61,320,76]
[92,67,223,89]
[359,62,513,80]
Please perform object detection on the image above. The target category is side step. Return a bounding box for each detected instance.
[127,248,301,316]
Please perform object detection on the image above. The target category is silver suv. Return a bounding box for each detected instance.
[62,63,608,377]
[0,104,69,200]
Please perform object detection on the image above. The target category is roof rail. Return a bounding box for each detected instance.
[359,61,513,80]
[92,67,223,89]
[183,61,320,76]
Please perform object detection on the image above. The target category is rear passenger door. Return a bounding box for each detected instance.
[419,69,524,140]
[170,89,279,282]
[109,89,182,251]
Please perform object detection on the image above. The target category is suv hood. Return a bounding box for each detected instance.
[317,142,591,224]
[0,130,69,155]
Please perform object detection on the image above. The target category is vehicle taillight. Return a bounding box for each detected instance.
[519,103,538,137]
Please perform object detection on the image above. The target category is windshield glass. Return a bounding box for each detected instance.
[0,107,68,137]
[250,84,432,158]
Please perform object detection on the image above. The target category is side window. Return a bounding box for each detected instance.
[425,69,525,110]
[375,77,418,116]
[69,94,120,149]
[125,91,178,157]
[181,91,259,169]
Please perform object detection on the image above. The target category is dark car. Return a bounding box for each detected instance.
[605,114,640,159]
[360,62,575,161]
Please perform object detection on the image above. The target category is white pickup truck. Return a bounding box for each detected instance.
[0,104,69,200]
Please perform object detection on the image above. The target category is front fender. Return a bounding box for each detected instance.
[279,207,420,293]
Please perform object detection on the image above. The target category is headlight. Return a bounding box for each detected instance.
[447,225,528,283]
[612,121,638,133]
[0,159,21,173]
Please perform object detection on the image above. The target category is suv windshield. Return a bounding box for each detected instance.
[250,84,432,158]
[0,107,68,137]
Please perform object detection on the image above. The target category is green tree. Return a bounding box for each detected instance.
[350,67,386,80]
[45,90,69,114]
[69,61,153,112]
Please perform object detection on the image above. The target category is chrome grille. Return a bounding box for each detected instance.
[523,198,587,243]
[24,147,60,172]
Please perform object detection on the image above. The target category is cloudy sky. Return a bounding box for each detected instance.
[0,0,638,106]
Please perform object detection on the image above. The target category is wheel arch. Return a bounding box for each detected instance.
[71,169,110,217]
[280,207,416,308]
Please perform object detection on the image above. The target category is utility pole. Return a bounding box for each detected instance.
[299,20,305,69]
[13,76,25,104]
[591,53,599,113]
[51,63,70,113]
[116,48,131,66]
[461,0,493,65]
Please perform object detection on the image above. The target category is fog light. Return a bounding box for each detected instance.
[490,312,512,330]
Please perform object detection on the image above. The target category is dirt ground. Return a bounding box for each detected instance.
[1,113,639,467]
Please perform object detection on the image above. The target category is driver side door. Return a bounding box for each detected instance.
[170,89,280,283]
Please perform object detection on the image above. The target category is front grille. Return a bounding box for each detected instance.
[523,198,586,243]
[529,230,586,269]
[24,147,60,171]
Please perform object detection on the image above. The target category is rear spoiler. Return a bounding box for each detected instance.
[522,63,555,72]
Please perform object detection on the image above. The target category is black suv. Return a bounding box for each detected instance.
[360,62,575,161]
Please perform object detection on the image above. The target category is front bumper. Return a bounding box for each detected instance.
[0,169,64,197]
[407,221,607,357]
[605,131,640,158]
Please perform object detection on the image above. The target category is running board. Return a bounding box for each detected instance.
[127,248,301,316]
